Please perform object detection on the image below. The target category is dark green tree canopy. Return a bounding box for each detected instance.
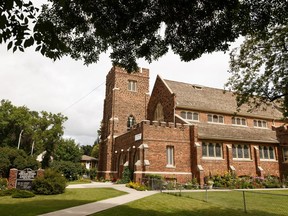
[0,100,67,168]
[1,1,287,72]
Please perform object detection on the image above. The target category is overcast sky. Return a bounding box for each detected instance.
[0,1,243,145]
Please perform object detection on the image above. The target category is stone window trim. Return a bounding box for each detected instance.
[259,145,276,161]
[207,114,224,124]
[166,145,175,167]
[202,142,223,158]
[154,102,164,122]
[253,119,268,128]
[232,117,247,126]
[128,80,137,92]
[127,115,136,131]
[232,144,251,160]
[180,111,199,121]
[282,146,288,162]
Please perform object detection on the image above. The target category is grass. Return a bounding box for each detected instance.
[0,188,126,216]
[67,178,92,184]
[92,190,288,216]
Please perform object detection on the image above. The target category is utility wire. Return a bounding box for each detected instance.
[61,81,105,113]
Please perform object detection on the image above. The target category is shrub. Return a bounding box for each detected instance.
[89,168,97,180]
[0,188,18,196]
[32,169,66,195]
[0,178,8,190]
[51,161,83,181]
[12,190,35,198]
[126,182,148,191]
[116,167,131,184]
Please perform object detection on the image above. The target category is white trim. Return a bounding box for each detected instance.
[135,160,141,166]
[197,165,204,171]
[166,165,176,168]
[159,75,173,94]
[134,171,192,175]
[144,160,150,166]
[97,171,118,174]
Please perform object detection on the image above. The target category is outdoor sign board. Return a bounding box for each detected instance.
[16,168,37,190]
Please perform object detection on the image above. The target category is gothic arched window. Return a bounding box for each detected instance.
[127,115,136,130]
[154,103,164,121]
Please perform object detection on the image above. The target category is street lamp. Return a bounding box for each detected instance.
[17,130,23,149]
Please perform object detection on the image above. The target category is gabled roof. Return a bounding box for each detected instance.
[164,79,282,119]
[196,123,278,143]
[81,155,97,161]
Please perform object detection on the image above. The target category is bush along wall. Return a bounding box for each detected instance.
[32,169,66,195]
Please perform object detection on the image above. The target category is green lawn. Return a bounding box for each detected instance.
[92,190,288,216]
[0,188,126,216]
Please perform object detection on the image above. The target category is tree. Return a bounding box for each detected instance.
[1,1,287,72]
[0,0,39,52]
[0,147,39,178]
[81,145,93,156]
[91,143,99,159]
[0,100,67,168]
[1,1,288,116]
[54,138,83,162]
[226,25,288,119]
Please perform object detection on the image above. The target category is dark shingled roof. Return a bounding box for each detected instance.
[164,79,282,119]
[195,123,278,143]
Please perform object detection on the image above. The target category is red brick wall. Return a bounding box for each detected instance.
[114,121,193,183]
[98,67,149,179]
[275,126,288,178]
[147,76,175,122]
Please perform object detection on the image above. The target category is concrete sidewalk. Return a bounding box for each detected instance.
[38,183,158,216]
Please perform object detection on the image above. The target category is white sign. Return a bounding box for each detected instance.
[135,133,142,141]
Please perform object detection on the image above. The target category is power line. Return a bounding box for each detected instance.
[61,81,105,113]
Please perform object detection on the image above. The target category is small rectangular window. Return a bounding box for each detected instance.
[128,80,137,92]
[284,147,288,162]
[166,146,174,166]
[254,119,267,128]
[232,117,246,126]
[180,111,199,121]
[207,114,224,124]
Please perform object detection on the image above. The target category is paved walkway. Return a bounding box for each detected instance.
[39,182,158,216]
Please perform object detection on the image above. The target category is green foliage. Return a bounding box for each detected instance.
[184,177,199,189]
[54,138,82,162]
[0,188,18,196]
[50,160,83,181]
[91,144,99,159]
[81,145,93,156]
[0,178,8,190]
[0,188,126,216]
[11,190,35,198]
[89,168,97,180]
[116,167,131,184]
[32,169,66,195]
[226,25,288,119]
[0,147,39,178]
[1,1,287,72]
[0,0,39,53]
[0,100,67,169]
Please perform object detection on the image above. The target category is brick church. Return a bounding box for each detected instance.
[98,67,288,186]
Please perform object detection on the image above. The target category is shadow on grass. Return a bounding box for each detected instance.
[91,205,287,216]
[0,199,95,216]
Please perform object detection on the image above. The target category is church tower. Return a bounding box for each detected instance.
[98,67,150,179]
